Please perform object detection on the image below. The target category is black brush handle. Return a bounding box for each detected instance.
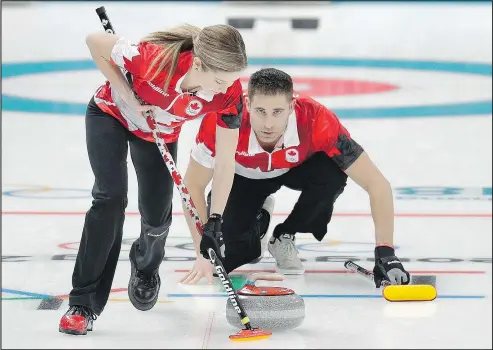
[94,6,136,96]
[344,260,391,287]
[96,6,115,34]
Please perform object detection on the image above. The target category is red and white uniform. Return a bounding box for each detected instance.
[94,37,243,143]
[192,95,364,179]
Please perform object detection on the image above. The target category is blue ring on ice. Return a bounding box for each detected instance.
[2,58,491,118]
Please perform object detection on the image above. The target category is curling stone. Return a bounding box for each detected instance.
[225,273,305,331]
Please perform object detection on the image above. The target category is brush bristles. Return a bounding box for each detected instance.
[229,328,273,341]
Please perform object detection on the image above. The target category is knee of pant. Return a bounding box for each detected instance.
[222,223,253,246]
[225,242,259,268]
[93,192,128,211]
[318,182,347,201]
[223,229,252,250]
[333,184,346,202]
[141,199,173,227]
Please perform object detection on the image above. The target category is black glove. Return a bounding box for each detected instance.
[373,245,410,287]
[200,214,225,261]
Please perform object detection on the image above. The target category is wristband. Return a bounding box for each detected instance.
[376,243,394,249]
[209,213,222,221]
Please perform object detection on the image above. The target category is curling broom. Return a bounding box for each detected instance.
[95,6,272,341]
[344,260,437,301]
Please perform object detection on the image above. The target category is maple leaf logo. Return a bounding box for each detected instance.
[185,100,203,116]
[285,148,299,163]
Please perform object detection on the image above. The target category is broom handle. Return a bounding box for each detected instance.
[95,6,255,330]
[344,260,391,287]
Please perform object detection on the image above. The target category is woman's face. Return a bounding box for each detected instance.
[193,58,244,95]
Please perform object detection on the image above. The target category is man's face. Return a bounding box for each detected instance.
[247,93,294,145]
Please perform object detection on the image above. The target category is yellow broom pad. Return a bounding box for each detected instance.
[382,284,437,302]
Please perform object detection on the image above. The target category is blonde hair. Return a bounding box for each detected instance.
[141,24,247,93]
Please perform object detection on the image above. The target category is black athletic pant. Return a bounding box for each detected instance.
[68,97,176,315]
[220,152,348,273]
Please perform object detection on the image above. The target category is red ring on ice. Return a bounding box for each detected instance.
[240,77,398,97]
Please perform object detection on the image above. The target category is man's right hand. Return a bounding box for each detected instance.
[179,255,215,285]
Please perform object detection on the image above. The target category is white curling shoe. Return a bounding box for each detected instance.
[268,232,305,275]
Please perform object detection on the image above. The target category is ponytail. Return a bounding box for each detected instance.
[141,23,247,96]
[141,24,200,93]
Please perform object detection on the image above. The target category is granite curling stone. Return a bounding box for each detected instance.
[225,273,305,330]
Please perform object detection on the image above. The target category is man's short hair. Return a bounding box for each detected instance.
[248,68,294,100]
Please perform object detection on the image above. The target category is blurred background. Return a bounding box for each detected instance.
[2,0,491,214]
